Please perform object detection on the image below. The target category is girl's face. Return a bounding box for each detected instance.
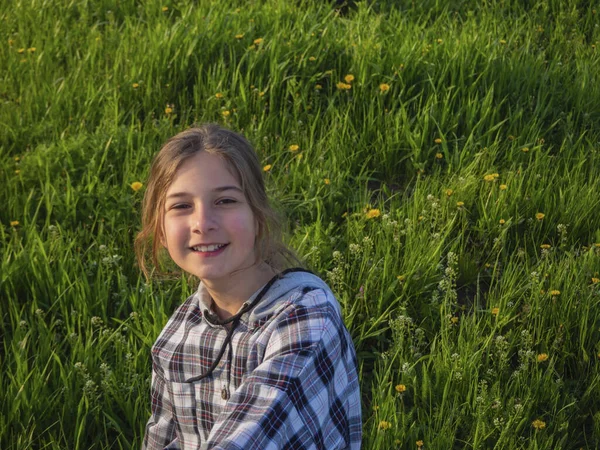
[162,151,260,287]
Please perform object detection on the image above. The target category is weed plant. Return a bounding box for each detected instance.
[1,0,600,448]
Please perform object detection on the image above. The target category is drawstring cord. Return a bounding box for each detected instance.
[186,268,311,386]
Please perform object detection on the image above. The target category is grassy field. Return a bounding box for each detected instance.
[2,0,600,448]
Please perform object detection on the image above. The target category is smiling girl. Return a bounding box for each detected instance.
[135,124,362,449]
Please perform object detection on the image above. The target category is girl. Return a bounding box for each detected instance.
[135,124,362,449]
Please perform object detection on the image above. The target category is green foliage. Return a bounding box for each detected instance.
[2,0,600,448]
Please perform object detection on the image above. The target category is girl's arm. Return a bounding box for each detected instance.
[142,368,180,450]
[204,289,362,450]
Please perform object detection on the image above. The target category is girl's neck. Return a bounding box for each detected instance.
[203,262,277,320]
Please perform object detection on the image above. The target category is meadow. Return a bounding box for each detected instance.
[1,0,600,448]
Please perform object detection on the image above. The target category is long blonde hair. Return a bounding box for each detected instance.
[134,124,299,279]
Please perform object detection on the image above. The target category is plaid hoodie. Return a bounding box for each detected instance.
[142,269,362,449]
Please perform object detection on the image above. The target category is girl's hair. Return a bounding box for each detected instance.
[135,123,299,279]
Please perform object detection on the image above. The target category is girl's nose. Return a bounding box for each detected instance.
[191,205,217,233]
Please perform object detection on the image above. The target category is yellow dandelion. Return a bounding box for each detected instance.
[365,209,381,219]
[508,135,515,141]
[222,110,230,117]
[378,420,392,431]
[418,215,424,221]
[550,290,560,296]
[324,178,330,185]
[258,91,265,97]
[235,34,244,39]
[434,138,442,144]
[537,353,549,362]
[435,152,443,159]
[17,48,25,54]
[130,182,143,192]
[296,153,303,161]
[397,275,405,282]
[14,156,20,161]
[540,244,551,249]
[27,47,36,53]
[165,106,173,115]
[344,74,354,83]
[416,441,424,448]
[499,184,507,190]
[535,212,545,220]
[379,83,390,92]
[15,169,20,175]
[263,164,272,172]
[500,39,507,44]
[8,39,14,46]
[289,144,300,152]
[132,83,139,89]
[437,38,443,44]
[591,278,599,284]
[456,201,465,207]
[315,84,322,90]
[532,419,546,430]
[499,219,505,224]
[336,82,352,90]
[162,6,168,12]
[450,316,459,324]
[10,221,20,227]
[522,147,529,153]
[309,56,316,61]
[253,38,264,45]
[595,243,600,248]
[215,92,223,99]
[491,307,499,316]
[395,384,407,393]
[445,189,454,196]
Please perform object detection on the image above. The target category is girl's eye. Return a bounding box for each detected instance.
[170,203,190,210]
[217,198,237,205]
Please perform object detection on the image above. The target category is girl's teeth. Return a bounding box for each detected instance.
[194,244,225,252]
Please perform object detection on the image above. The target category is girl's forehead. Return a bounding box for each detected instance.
[168,151,243,190]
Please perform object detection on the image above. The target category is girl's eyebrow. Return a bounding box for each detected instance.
[166,186,243,199]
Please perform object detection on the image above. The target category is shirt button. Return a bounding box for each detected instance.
[221,388,230,400]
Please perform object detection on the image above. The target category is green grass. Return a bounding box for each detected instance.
[2,0,600,448]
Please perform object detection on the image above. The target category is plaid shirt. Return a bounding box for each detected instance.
[142,270,362,449]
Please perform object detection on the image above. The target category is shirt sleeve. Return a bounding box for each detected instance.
[204,290,362,450]
[142,367,181,450]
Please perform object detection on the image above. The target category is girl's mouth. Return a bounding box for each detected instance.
[190,243,228,256]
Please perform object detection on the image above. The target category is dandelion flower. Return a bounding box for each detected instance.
[456,201,465,207]
[258,91,265,97]
[397,275,405,281]
[222,110,230,117]
[263,164,272,172]
[537,353,548,362]
[315,84,322,90]
[445,189,453,196]
[324,178,330,184]
[235,34,244,39]
[540,244,551,249]
[253,38,264,45]
[535,212,545,220]
[165,106,173,115]
[309,56,316,61]
[491,307,499,316]
[416,441,424,448]
[435,152,443,159]
[500,39,507,44]
[10,221,20,227]
[344,74,354,83]
[550,290,560,296]
[378,420,392,431]
[18,48,25,54]
[532,419,546,430]
[499,219,505,224]
[130,182,143,192]
[14,156,20,161]
[336,82,352,90]
[451,316,459,324]
[162,6,168,12]
[499,184,507,190]
[289,144,299,152]
[132,83,139,89]
[15,169,20,174]
[521,147,529,153]
[215,92,223,99]
[434,138,442,144]
[27,47,36,53]
[379,83,390,92]
[592,278,599,284]
[395,384,407,393]
[365,209,381,219]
